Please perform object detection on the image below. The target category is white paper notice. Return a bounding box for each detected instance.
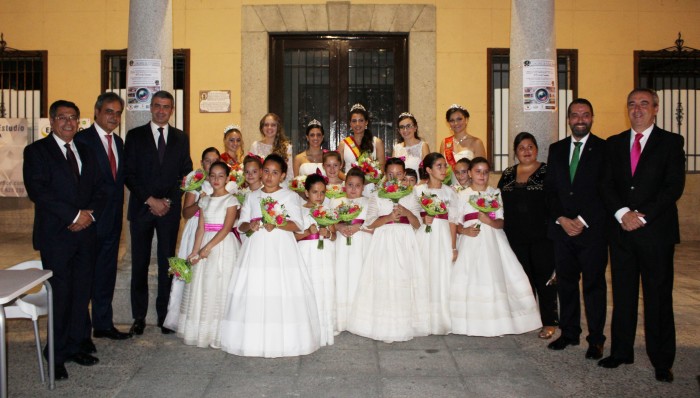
[126,59,162,111]
[199,90,231,113]
[522,59,557,112]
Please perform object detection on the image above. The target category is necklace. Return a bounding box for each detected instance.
[455,134,469,145]
[307,150,323,162]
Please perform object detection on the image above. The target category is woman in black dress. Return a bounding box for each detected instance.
[498,132,558,339]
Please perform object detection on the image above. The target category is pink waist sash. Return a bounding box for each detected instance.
[301,233,320,241]
[463,212,479,222]
[386,216,410,225]
[204,223,241,243]
[350,218,364,225]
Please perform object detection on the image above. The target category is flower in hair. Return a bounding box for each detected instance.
[315,168,330,185]
[350,103,366,112]
[224,124,241,134]
[386,156,406,162]
[246,152,264,162]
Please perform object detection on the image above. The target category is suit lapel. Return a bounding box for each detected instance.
[45,133,80,187]
[633,127,660,179]
[162,125,177,165]
[559,137,574,188]
[87,127,114,181]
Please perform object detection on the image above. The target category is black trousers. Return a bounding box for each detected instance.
[129,211,180,324]
[609,237,675,370]
[553,238,608,345]
[510,239,558,326]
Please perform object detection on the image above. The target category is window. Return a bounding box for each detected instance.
[487,49,578,171]
[101,49,190,136]
[269,35,408,155]
[0,45,47,140]
[635,34,699,172]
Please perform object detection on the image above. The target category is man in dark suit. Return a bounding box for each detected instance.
[23,100,107,380]
[545,98,609,361]
[75,93,131,344]
[124,90,192,335]
[598,88,685,383]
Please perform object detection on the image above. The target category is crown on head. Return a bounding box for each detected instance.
[350,103,366,112]
[448,104,466,111]
[223,124,241,134]
[399,112,414,119]
[308,119,322,127]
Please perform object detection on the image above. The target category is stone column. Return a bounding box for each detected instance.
[508,0,558,164]
[115,1,173,324]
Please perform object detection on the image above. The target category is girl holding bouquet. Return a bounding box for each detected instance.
[220,154,321,357]
[323,151,345,200]
[414,153,459,335]
[347,158,429,342]
[296,174,337,346]
[450,157,541,337]
[163,147,219,330]
[177,161,241,348]
[332,167,372,332]
[232,154,263,246]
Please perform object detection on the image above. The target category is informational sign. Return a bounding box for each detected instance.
[522,59,557,112]
[126,59,162,111]
[0,118,28,197]
[199,90,231,113]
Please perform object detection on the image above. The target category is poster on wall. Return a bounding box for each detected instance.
[0,118,28,197]
[199,90,231,113]
[126,59,162,111]
[522,59,557,112]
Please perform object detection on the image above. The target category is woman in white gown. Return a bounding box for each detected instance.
[348,158,429,342]
[249,113,294,182]
[293,119,326,177]
[177,161,241,348]
[331,167,372,333]
[163,147,219,330]
[413,153,459,335]
[450,157,542,337]
[220,154,321,357]
[392,112,429,178]
[337,104,385,197]
[439,104,486,184]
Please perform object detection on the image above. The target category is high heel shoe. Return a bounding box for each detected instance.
[538,326,556,339]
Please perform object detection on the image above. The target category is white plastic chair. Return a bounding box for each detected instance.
[4,260,48,383]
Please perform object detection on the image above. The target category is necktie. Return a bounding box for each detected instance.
[65,143,80,179]
[157,127,166,164]
[569,141,582,183]
[106,134,117,180]
[630,133,643,176]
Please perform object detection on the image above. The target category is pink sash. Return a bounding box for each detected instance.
[463,212,479,222]
[300,233,320,241]
[385,216,410,225]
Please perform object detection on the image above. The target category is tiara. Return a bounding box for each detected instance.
[223,124,240,134]
[399,112,413,118]
[350,103,366,112]
[308,119,322,127]
[448,104,466,111]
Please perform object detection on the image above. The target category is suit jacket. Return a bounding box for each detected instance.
[124,123,192,221]
[75,125,125,237]
[600,125,685,246]
[545,133,608,244]
[23,133,107,250]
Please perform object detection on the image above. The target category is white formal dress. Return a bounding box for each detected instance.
[219,188,321,357]
[450,186,542,336]
[347,192,430,342]
[298,162,325,177]
[249,140,295,182]
[393,141,424,177]
[177,194,241,348]
[342,136,380,197]
[413,184,459,335]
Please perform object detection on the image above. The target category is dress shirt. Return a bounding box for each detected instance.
[51,133,89,223]
[95,123,120,169]
[150,121,169,147]
[614,125,655,224]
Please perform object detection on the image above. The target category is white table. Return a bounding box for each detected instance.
[0,269,54,397]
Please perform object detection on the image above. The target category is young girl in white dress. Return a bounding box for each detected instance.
[347,158,429,342]
[413,153,459,335]
[331,167,372,333]
[296,173,337,346]
[177,161,240,348]
[220,154,321,357]
[236,155,263,246]
[450,157,542,337]
[163,147,219,331]
[392,112,429,178]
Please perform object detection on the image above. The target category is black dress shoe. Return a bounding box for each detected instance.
[130,319,145,336]
[66,352,99,366]
[598,356,633,368]
[80,339,97,354]
[585,344,604,360]
[547,336,580,351]
[54,363,68,380]
[655,368,673,383]
[94,326,132,340]
[161,326,175,335]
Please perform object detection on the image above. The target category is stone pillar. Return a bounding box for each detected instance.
[508,0,558,164]
[115,0,173,325]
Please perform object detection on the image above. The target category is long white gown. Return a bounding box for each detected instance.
[413,184,459,335]
[163,190,200,331]
[177,194,241,348]
[450,186,542,336]
[347,192,430,342]
[330,196,371,333]
[298,162,324,176]
[297,210,336,346]
[219,188,321,357]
